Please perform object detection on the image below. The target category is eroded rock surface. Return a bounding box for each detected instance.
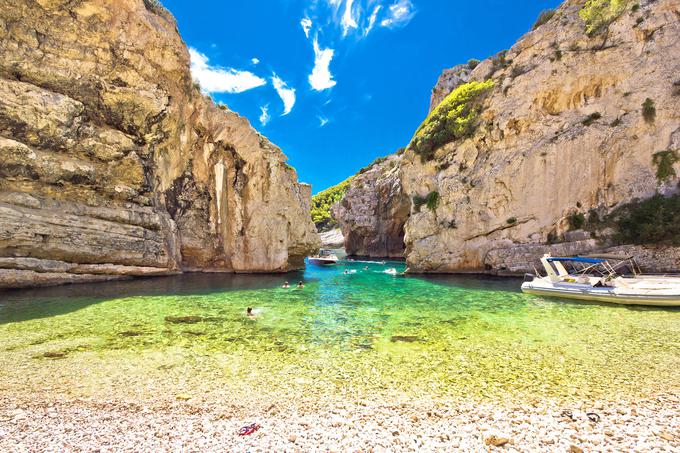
[402,0,680,273]
[0,0,319,288]
[332,155,410,258]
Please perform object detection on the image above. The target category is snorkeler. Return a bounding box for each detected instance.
[282,281,290,289]
[296,281,304,289]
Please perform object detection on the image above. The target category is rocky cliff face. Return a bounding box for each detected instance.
[332,155,410,257]
[334,0,680,273]
[0,0,319,288]
[402,0,680,273]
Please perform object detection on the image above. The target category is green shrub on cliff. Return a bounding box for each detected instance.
[609,194,680,245]
[532,9,556,30]
[408,80,494,162]
[311,178,353,230]
[579,0,629,36]
[652,150,678,182]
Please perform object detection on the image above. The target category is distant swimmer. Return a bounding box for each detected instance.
[364,266,369,271]
[344,269,349,274]
[296,281,305,289]
[247,307,255,318]
[282,281,290,289]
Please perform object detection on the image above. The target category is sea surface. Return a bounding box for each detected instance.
[1,257,679,404]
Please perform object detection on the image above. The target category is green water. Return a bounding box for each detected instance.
[1,258,679,404]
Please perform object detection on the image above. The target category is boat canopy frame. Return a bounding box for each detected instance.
[543,255,642,278]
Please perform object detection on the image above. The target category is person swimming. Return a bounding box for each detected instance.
[296,281,304,289]
[364,266,369,271]
[282,281,290,289]
[344,269,349,274]
[246,307,255,318]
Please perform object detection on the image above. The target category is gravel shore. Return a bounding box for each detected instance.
[1,393,678,452]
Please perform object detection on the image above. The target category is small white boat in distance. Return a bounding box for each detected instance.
[308,249,339,266]
[522,254,680,306]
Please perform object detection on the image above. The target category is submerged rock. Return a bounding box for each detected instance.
[389,335,421,343]
[164,316,204,324]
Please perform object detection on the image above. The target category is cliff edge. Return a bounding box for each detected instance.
[0,0,319,288]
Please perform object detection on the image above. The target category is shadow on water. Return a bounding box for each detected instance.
[0,271,306,324]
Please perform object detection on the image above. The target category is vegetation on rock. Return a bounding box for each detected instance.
[579,0,629,36]
[358,155,389,175]
[610,194,680,245]
[652,150,679,182]
[408,80,495,162]
[413,191,440,211]
[532,9,556,30]
[582,112,602,126]
[568,212,586,230]
[642,98,656,123]
[311,178,354,230]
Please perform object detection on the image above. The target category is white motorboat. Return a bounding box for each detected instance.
[308,249,339,266]
[521,254,680,306]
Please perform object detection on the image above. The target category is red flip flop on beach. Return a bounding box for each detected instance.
[238,423,261,436]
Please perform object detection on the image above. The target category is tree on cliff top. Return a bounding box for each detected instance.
[311,178,354,231]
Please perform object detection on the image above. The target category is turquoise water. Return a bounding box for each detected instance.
[1,258,679,404]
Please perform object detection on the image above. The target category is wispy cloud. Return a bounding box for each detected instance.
[301,17,312,38]
[309,39,337,91]
[380,0,415,28]
[271,74,296,115]
[189,48,266,94]
[251,57,260,65]
[259,105,270,126]
[364,5,382,36]
[341,0,358,36]
[318,115,330,127]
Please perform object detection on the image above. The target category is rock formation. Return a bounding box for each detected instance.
[336,0,680,273]
[429,63,473,113]
[332,155,410,257]
[0,0,319,288]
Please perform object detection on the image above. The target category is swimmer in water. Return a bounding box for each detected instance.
[364,266,369,270]
[344,269,349,274]
[247,307,255,318]
[296,281,304,289]
[282,281,290,289]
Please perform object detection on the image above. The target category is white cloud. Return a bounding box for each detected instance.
[251,57,260,65]
[259,105,270,126]
[341,0,358,36]
[271,73,296,116]
[318,116,330,127]
[380,0,416,28]
[301,17,312,38]
[309,39,337,91]
[189,48,266,94]
[364,5,382,36]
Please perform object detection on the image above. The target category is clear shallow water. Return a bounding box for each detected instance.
[1,259,679,404]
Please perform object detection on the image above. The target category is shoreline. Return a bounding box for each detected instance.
[1,392,677,451]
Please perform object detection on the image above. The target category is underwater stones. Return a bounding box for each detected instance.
[42,351,66,358]
[389,335,421,343]
[164,316,204,324]
[118,331,143,337]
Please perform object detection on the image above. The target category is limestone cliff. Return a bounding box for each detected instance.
[332,155,410,258]
[0,0,319,288]
[336,0,680,273]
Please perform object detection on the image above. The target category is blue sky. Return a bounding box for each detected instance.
[163,0,562,193]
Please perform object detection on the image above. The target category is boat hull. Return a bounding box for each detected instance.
[522,283,680,306]
[308,258,337,266]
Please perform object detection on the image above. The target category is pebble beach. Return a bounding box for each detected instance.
[1,392,678,451]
